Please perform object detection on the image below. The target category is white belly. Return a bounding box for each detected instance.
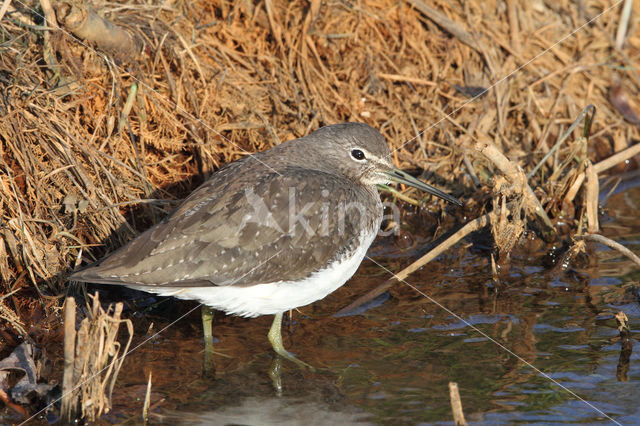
[134,228,378,317]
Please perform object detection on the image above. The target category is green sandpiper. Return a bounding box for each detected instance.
[71,123,462,367]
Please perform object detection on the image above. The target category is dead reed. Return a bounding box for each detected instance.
[61,294,132,422]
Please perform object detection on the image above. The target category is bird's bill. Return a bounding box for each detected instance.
[385,168,463,206]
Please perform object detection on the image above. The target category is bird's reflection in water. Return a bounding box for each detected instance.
[152,396,372,425]
[269,358,284,396]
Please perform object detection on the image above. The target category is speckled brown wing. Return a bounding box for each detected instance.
[70,161,381,288]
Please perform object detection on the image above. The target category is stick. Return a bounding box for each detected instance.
[615,0,634,50]
[564,173,585,204]
[406,0,482,53]
[61,297,77,421]
[463,153,481,187]
[378,73,437,86]
[119,83,139,132]
[506,0,520,54]
[56,1,141,60]
[449,382,468,426]
[528,105,595,180]
[142,371,152,423]
[565,141,640,203]
[335,214,491,316]
[475,141,556,237]
[0,0,12,22]
[574,234,640,267]
[585,162,599,233]
[594,142,640,174]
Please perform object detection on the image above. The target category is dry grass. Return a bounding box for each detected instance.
[60,294,132,422]
[0,0,638,330]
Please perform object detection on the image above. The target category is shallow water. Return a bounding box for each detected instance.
[31,185,640,424]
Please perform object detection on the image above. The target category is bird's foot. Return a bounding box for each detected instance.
[272,345,314,371]
[268,312,315,371]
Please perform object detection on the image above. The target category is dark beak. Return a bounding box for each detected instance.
[385,168,463,206]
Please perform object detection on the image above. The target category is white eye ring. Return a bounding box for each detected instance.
[351,149,366,161]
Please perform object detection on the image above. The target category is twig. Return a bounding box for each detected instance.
[528,105,595,179]
[378,73,436,86]
[61,297,77,422]
[594,141,640,174]
[463,152,481,187]
[175,32,207,88]
[585,162,599,233]
[564,174,585,204]
[615,0,634,50]
[335,214,491,316]
[0,0,12,22]
[56,1,142,61]
[39,0,63,83]
[574,234,640,267]
[377,184,420,206]
[565,141,640,203]
[406,0,482,53]
[119,83,138,131]
[449,382,468,426]
[506,0,520,54]
[142,371,152,424]
[264,0,285,53]
[475,141,556,237]
[0,297,27,336]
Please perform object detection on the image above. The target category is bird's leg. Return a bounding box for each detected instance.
[267,312,314,370]
[202,305,215,375]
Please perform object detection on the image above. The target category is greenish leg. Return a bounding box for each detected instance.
[267,312,314,370]
[202,306,215,375]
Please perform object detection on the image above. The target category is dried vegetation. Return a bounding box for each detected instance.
[60,295,132,422]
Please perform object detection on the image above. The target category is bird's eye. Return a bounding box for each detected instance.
[351,149,366,161]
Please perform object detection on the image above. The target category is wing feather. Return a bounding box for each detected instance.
[71,163,380,288]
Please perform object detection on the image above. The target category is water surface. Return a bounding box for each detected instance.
[86,185,640,424]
